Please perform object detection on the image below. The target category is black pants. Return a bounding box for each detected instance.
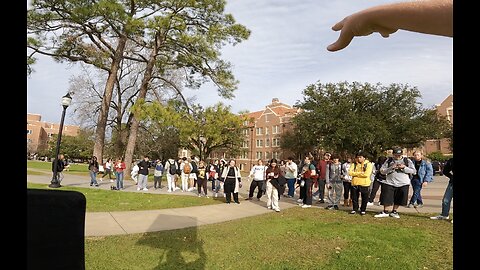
[153,176,162,188]
[317,179,326,199]
[351,185,369,212]
[343,182,352,200]
[224,178,239,203]
[197,177,208,195]
[368,180,382,203]
[300,178,313,205]
[248,180,265,199]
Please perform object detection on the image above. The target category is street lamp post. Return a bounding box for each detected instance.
[49,92,73,188]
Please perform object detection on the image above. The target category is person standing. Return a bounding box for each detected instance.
[197,160,208,197]
[246,159,268,201]
[285,157,298,198]
[375,147,416,218]
[164,158,179,193]
[137,156,150,191]
[265,158,282,212]
[408,151,434,208]
[430,157,453,221]
[153,159,164,189]
[314,152,332,203]
[298,156,317,208]
[220,159,242,204]
[114,158,126,190]
[367,156,388,206]
[88,156,99,187]
[103,158,113,182]
[341,157,353,207]
[348,151,373,215]
[325,155,344,210]
[51,154,66,185]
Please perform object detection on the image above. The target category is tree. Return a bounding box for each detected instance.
[27,0,145,163]
[287,81,451,159]
[137,101,246,161]
[122,0,250,173]
[47,128,95,161]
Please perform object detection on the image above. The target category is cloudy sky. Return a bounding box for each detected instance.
[27,0,453,125]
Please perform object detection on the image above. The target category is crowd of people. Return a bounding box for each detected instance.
[67,146,452,222]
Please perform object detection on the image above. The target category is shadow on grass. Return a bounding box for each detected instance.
[136,215,206,270]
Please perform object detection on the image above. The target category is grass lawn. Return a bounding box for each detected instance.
[27,182,223,212]
[85,207,453,270]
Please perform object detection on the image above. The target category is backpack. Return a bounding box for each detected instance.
[191,161,198,174]
[183,162,192,174]
[168,161,177,175]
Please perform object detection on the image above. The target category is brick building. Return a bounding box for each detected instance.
[423,94,453,155]
[236,98,300,171]
[27,113,80,155]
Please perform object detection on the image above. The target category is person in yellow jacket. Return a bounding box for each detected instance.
[348,150,374,215]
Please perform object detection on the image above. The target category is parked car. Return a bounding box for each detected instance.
[431,161,443,176]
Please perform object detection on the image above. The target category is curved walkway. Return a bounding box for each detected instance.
[27,170,451,237]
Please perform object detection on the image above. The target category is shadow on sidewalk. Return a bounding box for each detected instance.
[136,215,206,270]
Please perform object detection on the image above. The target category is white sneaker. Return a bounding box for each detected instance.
[274,208,280,212]
[374,212,390,218]
[198,194,202,197]
[137,187,141,191]
[430,215,449,220]
[267,206,272,209]
[167,190,172,193]
[367,202,374,206]
[110,180,114,183]
[214,193,218,198]
[301,204,311,208]
[296,199,303,203]
[142,188,148,191]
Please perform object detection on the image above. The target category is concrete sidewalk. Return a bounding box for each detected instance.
[27,171,452,237]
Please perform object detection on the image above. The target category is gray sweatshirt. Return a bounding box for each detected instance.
[379,157,416,187]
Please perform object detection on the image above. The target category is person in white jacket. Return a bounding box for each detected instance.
[130,161,139,184]
[246,159,268,201]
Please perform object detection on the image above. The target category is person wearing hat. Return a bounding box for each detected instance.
[376,147,416,218]
[348,150,374,215]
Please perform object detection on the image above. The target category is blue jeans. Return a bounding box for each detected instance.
[409,178,423,205]
[287,178,296,197]
[89,171,98,185]
[441,182,453,217]
[116,171,124,189]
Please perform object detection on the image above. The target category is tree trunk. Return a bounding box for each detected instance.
[124,44,158,176]
[92,36,127,163]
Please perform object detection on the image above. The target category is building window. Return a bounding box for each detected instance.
[256,127,262,135]
[27,129,33,134]
[265,152,270,160]
[256,140,263,147]
[272,138,280,147]
[272,152,278,159]
[240,151,248,159]
[265,138,270,147]
[273,125,280,134]
[242,129,248,136]
[243,120,250,126]
[265,127,269,135]
[242,141,249,148]
[256,152,262,159]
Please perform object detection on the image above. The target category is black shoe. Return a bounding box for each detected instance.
[234,201,240,204]
[245,197,252,200]
[334,205,339,210]
[319,199,325,204]
[325,205,334,210]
